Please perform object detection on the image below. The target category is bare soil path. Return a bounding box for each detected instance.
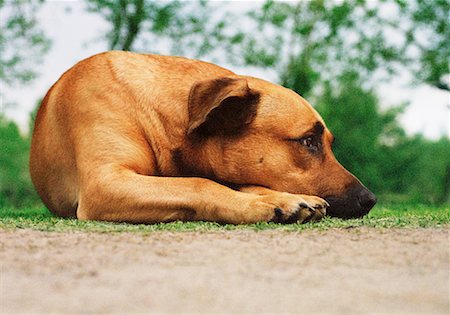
[1,228,448,314]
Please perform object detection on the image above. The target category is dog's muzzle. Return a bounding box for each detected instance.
[324,184,377,219]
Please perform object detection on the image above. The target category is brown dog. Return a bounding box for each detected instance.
[30,51,376,224]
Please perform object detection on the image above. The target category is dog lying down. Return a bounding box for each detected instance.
[30,51,376,224]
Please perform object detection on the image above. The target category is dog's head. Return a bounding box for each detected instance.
[181,76,376,218]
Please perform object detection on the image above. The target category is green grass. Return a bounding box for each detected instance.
[0,204,448,233]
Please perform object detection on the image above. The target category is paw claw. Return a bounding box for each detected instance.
[285,208,300,224]
[270,207,284,223]
[274,207,283,217]
[299,202,315,212]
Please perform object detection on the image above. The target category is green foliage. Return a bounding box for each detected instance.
[0,204,448,232]
[0,1,49,206]
[86,0,146,51]
[405,0,450,90]
[0,0,50,87]
[316,73,388,192]
[390,136,450,203]
[211,0,449,95]
[216,0,408,96]
[0,115,40,207]
[86,0,219,56]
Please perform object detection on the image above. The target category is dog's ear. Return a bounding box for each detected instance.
[187,77,260,136]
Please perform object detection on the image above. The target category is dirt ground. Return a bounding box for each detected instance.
[0,228,448,314]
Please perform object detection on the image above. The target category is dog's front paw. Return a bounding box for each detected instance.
[297,195,328,223]
[252,193,328,224]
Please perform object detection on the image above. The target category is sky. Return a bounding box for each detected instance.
[1,1,449,140]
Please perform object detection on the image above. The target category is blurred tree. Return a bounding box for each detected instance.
[0,114,39,207]
[402,0,450,91]
[411,137,450,203]
[215,0,449,96]
[315,72,404,193]
[0,0,50,88]
[0,1,48,207]
[85,0,222,56]
[209,0,396,97]
[86,0,145,51]
[383,135,450,203]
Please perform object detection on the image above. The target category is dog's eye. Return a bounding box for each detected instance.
[288,135,320,153]
[300,136,315,148]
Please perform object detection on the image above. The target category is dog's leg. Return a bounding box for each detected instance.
[76,166,324,224]
[239,186,328,222]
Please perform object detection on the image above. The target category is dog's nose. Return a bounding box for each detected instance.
[358,189,377,212]
[324,184,377,219]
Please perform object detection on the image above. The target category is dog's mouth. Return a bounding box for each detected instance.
[324,187,377,219]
